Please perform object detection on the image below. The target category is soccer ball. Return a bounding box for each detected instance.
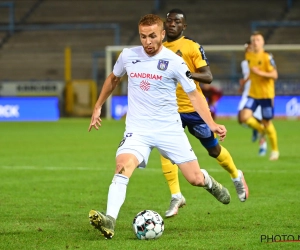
[132,210,164,240]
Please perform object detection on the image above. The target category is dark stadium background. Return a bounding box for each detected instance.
[0,0,299,120]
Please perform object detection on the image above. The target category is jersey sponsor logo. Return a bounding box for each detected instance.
[130,72,162,80]
[132,60,141,64]
[157,59,169,71]
[140,80,150,91]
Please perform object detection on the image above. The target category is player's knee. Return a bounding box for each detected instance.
[207,145,221,158]
[237,112,243,124]
[115,163,135,178]
[240,109,252,123]
[115,163,126,175]
[239,114,247,123]
[262,119,271,127]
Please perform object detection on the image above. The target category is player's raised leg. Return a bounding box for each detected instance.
[264,121,279,160]
[253,106,268,155]
[178,160,231,204]
[213,145,249,202]
[161,155,186,218]
[186,117,249,202]
[258,135,267,156]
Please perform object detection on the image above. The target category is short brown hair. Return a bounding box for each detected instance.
[251,31,264,37]
[138,14,164,30]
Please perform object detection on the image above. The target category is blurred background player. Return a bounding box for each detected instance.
[201,83,223,119]
[162,9,249,218]
[240,31,279,160]
[238,41,267,156]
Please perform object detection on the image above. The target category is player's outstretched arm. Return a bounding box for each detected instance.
[238,77,248,93]
[190,66,213,84]
[88,73,121,132]
[187,89,227,141]
[251,67,278,80]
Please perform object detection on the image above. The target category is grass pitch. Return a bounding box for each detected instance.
[0,118,299,250]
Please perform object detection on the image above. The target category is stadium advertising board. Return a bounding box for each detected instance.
[217,96,300,117]
[111,96,300,120]
[0,81,64,97]
[111,95,128,119]
[0,97,59,121]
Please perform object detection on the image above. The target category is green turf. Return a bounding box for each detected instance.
[0,118,299,250]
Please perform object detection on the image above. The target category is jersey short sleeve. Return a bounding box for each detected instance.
[241,60,250,79]
[266,53,276,72]
[113,50,127,77]
[191,43,208,69]
[173,59,196,94]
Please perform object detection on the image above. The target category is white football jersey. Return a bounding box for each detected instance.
[113,46,196,131]
[238,59,262,119]
[241,59,251,98]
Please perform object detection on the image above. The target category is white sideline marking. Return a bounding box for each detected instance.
[1,165,300,173]
[0,166,106,171]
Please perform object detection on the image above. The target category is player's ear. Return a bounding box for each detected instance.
[183,23,187,31]
[162,29,166,40]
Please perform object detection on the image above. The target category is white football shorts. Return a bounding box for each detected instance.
[116,121,197,168]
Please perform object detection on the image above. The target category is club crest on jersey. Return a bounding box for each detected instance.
[157,60,169,71]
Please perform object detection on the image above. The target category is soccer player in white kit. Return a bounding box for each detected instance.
[88,14,231,239]
[238,42,267,155]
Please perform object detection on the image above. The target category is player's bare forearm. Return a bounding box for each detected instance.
[239,77,248,86]
[265,69,278,80]
[187,90,215,127]
[88,73,121,132]
[251,67,278,80]
[94,73,121,109]
[238,78,247,93]
[191,66,213,84]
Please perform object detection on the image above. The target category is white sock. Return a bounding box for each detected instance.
[200,169,212,189]
[171,193,182,199]
[231,173,241,182]
[260,141,267,150]
[106,174,129,219]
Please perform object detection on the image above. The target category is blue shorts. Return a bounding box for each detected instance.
[180,112,219,149]
[243,97,274,120]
